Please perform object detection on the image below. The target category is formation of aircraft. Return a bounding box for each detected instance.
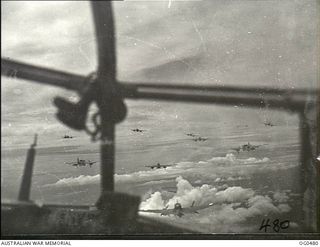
[231,142,267,153]
[65,158,98,167]
[145,163,174,169]
[139,201,215,217]
[132,128,146,132]
[62,135,74,139]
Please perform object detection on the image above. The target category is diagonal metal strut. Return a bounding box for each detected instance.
[2,58,316,112]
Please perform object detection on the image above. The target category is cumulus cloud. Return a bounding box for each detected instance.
[139,176,293,233]
[206,153,270,166]
[39,158,296,233]
[141,176,255,210]
[140,191,165,210]
[215,186,254,204]
[43,174,100,188]
[42,152,294,193]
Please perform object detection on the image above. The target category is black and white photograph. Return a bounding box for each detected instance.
[1,0,319,239]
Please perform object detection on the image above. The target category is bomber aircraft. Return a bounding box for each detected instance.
[62,135,74,139]
[231,142,267,153]
[65,158,98,167]
[192,137,208,142]
[264,121,275,127]
[186,133,197,137]
[145,163,174,169]
[242,142,267,151]
[132,128,146,132]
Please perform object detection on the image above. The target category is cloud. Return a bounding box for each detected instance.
[43,174,100,188]
[140,191,165,210]
[215,186,254,204]
[140,176,254,209]
[139,176,293,233]
[42,152,296,193]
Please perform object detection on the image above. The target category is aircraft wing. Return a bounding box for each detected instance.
[65,162,77,165]
[139,208,174,215]
[139,209,163,213]
[182,202,215,214]
[145,165,155,168]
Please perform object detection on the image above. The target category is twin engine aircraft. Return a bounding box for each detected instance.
[186,133,197,137]
[264,121,275,127]
[140,201,215,217]
[62,135,74,139]
[145,163,174,169]
[132,128,146,132]
[186,133,208,142]
[231,142,267,153]
[65,158,98,167]
[192,137,208,142]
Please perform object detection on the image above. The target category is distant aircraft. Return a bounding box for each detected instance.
[131,128,146,132]
[145,163,174,169]
[62,135,74,139]
[186,133,197,137]
[242,142,267,151]
[264,121,274,127]
[140,201,215,217]
[236,124,248,128]
[231,142,267,153]
[65,158,97,167]
[193,137,208,142]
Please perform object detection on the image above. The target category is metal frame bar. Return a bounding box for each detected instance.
[91,2,117,193]
[2,58,315,112]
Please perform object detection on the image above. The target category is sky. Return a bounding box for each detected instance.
[1,0,319,149]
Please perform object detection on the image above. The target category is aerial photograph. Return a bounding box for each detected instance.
[1,0,319,238]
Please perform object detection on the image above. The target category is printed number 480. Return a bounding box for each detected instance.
[259,218,290,232]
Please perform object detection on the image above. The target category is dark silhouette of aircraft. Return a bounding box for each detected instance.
[193,137,208,142]
[132,128,146,132]
[145,163,174,169]
[62,135,74,139]
[186,133,197,137]
[264,121,274,127]
[231,142,267,153]
[242,142,267,151]
[236,124,248,128]
[140,201,215,217]
[65,158,97,167]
